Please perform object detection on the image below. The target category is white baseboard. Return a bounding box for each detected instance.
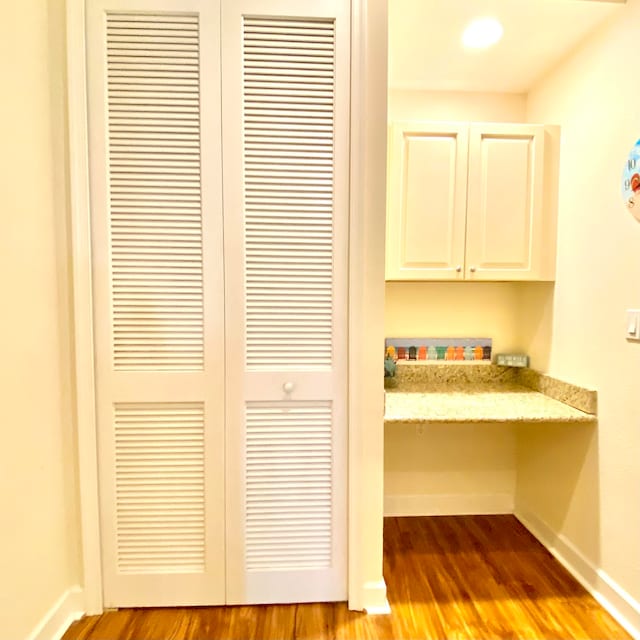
[26,586,85,640]
[384,493,514,516]
[361,579,390,615]
[515,507,640,640]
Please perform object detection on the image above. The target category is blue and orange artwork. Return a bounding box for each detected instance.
[622,138,640,221]
[385,338,492,362]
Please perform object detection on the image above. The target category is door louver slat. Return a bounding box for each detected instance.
[245,403,332,571]
[243,16,335,370]
[114,403,205,574]
[106,12,204,371]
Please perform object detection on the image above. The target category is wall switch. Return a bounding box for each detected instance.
[626,309,640,341]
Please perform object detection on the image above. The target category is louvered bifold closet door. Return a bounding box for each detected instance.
[86,0,225,607]
[221,0,350,604]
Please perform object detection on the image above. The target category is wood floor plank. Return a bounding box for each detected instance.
[63,515,632,640]
[293,602,335,640]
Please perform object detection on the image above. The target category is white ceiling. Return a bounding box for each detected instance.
[389,0,624,93]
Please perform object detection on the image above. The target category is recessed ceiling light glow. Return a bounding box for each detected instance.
[462,17,504,49]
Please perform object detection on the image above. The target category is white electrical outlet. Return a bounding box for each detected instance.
[626,309,640,341]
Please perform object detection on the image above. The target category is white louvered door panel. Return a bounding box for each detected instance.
[86,0,225,607]
[222,0,349,604]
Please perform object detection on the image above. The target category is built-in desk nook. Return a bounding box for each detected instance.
[383,362,597,520]
[384,363,597,424]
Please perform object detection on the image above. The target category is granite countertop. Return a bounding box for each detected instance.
[384,363,597,425]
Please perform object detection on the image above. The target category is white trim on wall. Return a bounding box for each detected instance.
[348,0,365,612]
[384,493,514,517]
[65,0,103,617]
[26,587,85,640]
[516,507,640,640]
[348,0,388,613]
[362,581,392,615]
[67,0,386,613]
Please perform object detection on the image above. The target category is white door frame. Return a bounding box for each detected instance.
[65,0,388,615]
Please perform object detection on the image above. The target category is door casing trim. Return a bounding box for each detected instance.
[65,0,387,615]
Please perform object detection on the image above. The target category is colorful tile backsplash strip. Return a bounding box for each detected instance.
[385,338,492,362]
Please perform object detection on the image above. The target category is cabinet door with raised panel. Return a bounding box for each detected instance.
[386,122,468,280]
[466,123,546,280]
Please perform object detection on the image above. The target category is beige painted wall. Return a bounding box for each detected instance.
[385,91,531,512]
[386,281,526,356]
[517,0,640,609]
[389,89,527,123]
[0,1,81,638]
[385,422,517,514]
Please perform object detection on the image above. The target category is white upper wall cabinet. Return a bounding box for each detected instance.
[386,122,468,280]
[466,124,546,280]
[386,121,556,281]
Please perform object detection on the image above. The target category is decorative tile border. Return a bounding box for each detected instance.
[385,337,492,362]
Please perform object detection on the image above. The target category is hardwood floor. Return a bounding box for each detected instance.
[63,515,631,639]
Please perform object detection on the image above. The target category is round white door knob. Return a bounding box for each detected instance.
[456,265,462,272]
[283,382,295,393]
[470,266,477,273]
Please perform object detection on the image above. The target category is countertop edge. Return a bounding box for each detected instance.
[384,414,597,425]
[384,363,597,424]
